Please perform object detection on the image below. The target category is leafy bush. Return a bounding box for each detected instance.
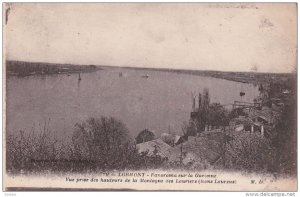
[6,123,69,173]
[71,116,133,170]
[207,103,230,127]
[225,131,273,172]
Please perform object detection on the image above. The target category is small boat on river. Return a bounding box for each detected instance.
[141,74,149,78]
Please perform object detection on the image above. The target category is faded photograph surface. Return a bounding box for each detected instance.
[3,3,297,191]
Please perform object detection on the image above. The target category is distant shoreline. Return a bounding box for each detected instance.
[6,60,102,77]
[99,65,293,85]
[6,60,293,84]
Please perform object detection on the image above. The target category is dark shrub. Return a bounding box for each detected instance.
[72,116,133,170]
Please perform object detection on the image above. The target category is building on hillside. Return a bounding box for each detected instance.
[136,138,171,158]
[167,136,220,168]
[160,133,185,146]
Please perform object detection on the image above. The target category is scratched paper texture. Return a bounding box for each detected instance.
[3,3,297,191]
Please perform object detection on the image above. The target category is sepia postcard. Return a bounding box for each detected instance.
[3,3,297,191]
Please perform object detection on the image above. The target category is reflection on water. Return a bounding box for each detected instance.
[6,68,259,141]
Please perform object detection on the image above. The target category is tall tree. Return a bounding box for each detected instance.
[208,103,229,128]
[72,116,132,169]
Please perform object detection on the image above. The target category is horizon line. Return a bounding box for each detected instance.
[6,59,295,75]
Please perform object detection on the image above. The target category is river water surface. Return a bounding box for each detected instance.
[6,68,259,141]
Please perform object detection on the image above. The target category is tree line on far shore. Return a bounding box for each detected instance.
[6,60,99,77]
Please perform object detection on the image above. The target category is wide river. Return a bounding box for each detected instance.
[6,68,259,141]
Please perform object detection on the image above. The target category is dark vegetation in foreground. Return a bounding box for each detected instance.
[6,60,101,77]
[7,117,166,173]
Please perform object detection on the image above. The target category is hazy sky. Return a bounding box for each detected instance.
[4,3,297,73]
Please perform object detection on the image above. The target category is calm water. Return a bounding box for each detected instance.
[6,68,259,141]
